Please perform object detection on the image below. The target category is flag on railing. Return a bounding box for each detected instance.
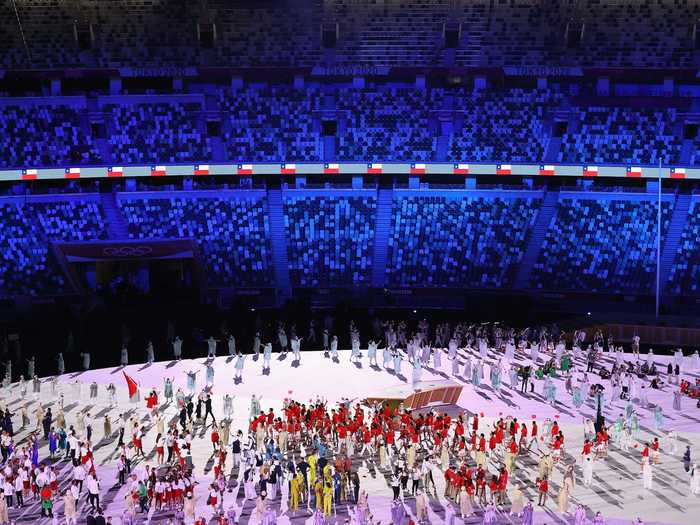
[151,165,167,177]
[367,163,383,174]
[324,163,340,174]
[583,165,598,177]
[237,164,253,175]
[22,169,38,180]
[539,165,555,176]
[453,163,469,175]
[107,166,123,177]
[670,167,686,179]
[281,163,296,175]
[626,166,642,177]
[496,164,512,175]
[194,164,210,176]
[410,163,426,175]
[65,167,81,179]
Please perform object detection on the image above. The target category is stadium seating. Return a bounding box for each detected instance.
[88,0,197,68]
[386,195,540,287]
[0,85,690,167]
[283,195,376,287]
[447,89,561,162]
[0,104,100,168]
[30,200,108,241]
[1,1,697,70]
[687,138,700,166]
[447,89,562,162]
[328,0,449,66]
[473,0,571,67]
[576,0,698,68]
[106,102,210,164]
[212,3,320,67]
[118,194,272,287]
[0,203,69,296]
[668,200,700,295]
[1,0,77,69]
[220,87,321,162]
[557,107,682,165]
[336,88,438,161]
[531,198,671,293]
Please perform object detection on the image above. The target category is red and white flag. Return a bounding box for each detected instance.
[22,169,38,180]
[107,166,123,177]
[65,167,81,179]
[583,165,598,177]
[151,165,167,177]
[123,371,138,399]
[410,163,426,175]
[453,163,469,175]
[194,164,210,176]
[367,163,383,174]
[539,165,555,176]
[324,163,340,174]
[280,163,297,175]
[670,167,686,179]
[237,164,253,175]
[496,164,512,175]
[626,166,642,177]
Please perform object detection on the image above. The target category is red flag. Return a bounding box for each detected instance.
[123,371,138,398]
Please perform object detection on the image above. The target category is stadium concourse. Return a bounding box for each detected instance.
[0,341,698,525]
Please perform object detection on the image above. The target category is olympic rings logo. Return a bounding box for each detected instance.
[102,246,154,257]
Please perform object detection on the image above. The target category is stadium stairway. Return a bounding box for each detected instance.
[680,139,693,165]
[513,191,559,289]
[544,136,561,162]
[267,189,292,301]
[100,192,129,239]
[455,3,489,67]
[661,193,691,293]
[371,187,393,287]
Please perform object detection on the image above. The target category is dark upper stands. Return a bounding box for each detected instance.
[328,0,449,67]
[1,0,696,69]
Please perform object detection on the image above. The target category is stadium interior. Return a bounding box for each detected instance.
[1,0,700,364]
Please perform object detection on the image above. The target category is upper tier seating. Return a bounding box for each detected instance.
[335,88,440,161]
[447,89,562,163]
[0,104,100,168]
[220,87,321,162]
[557,106,682,166]
[106,102,211,164]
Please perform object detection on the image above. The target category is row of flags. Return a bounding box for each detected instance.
[19,164,688,180]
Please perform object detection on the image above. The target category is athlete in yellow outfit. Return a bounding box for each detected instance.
[323,482,334,517]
